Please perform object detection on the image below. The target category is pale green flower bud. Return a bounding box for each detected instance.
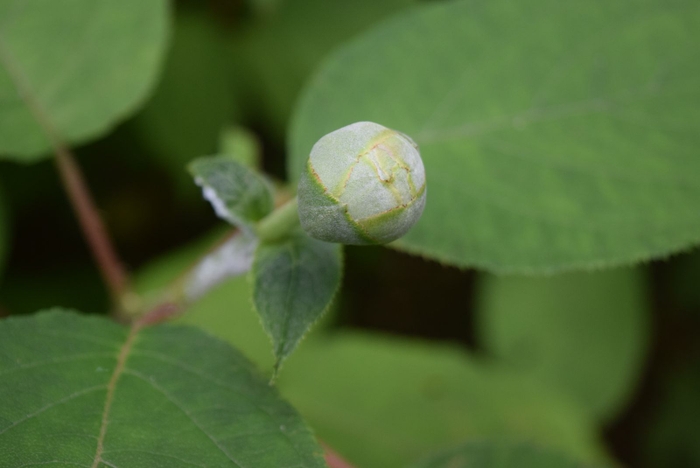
[298,121,426,245]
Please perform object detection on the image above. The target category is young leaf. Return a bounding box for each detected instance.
[0,0,170,161]
[409,440,596,468]
[289,0,700,273]
[189,156,274,232]
[0,309,327,467]
[252,231,342,374]
[475,268,650,422]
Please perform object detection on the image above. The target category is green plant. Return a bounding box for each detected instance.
[0,1,698,467]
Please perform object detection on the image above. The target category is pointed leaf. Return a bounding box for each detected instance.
[0,309,327,467]
[0,0,170,161]
[409,440,595,468]
[475,268,650,421]
[252,231,342,373]
[289,0,700,272]
[189,156,274,232]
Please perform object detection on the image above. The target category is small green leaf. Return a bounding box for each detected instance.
[278,334,605,468]
[289,0,700,272]
[0,309,327,467]
[189,156,274,231]
[252,231,342,374]
[475,268,650,421]
[409,440,595,468]
[0,0,170,161]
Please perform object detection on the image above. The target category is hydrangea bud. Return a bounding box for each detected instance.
[298,121,426,245]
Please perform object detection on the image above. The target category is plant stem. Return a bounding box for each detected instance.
[256,196,300,243]
[0,38,132,310]
[53,149,131,303]
[321,442,355,468]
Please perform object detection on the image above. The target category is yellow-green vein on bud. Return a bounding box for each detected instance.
[298,122,426,245]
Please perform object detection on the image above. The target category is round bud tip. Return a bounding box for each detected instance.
[298,121,426,245]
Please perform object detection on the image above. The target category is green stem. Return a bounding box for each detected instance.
[256,197,300,243]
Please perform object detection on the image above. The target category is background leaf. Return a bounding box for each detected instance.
[0,309,327,467]
[278,334,606,468]
[219,125,262,169]
[231,0,415,140]
[189,156,274,231]
[0,0,170,161]
[475,267,650,421]
[134,5,235,194]
[289,0,700,272]
[409,439,594,468]
[252,231,342,373]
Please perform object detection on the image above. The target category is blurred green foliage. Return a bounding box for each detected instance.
[408,440,595,468]
[646,364,700,467]
[231,0,415,140]
[0,1,699,467]
[475,268,650,422]
[134,5,235,196]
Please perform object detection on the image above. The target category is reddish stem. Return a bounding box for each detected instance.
[322,442,355,468]
[0,38,130,305]
[53,149,130,301]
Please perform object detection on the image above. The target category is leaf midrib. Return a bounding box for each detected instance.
[91,324,140,468]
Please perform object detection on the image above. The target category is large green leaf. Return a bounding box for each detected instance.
[0,0,170,161]
[289,0,700,272]
[278,334,606,468]
[475,268,649,421]
[409,440,593,468]
[0,310,327,467]
[134,6,234,193]
[189,156,274,232]
[252,231,342,374]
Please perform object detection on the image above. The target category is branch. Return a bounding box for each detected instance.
[53,148,130,301]
[0,38,131,306]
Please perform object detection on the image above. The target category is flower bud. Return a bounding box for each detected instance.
[298,121,426,245]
